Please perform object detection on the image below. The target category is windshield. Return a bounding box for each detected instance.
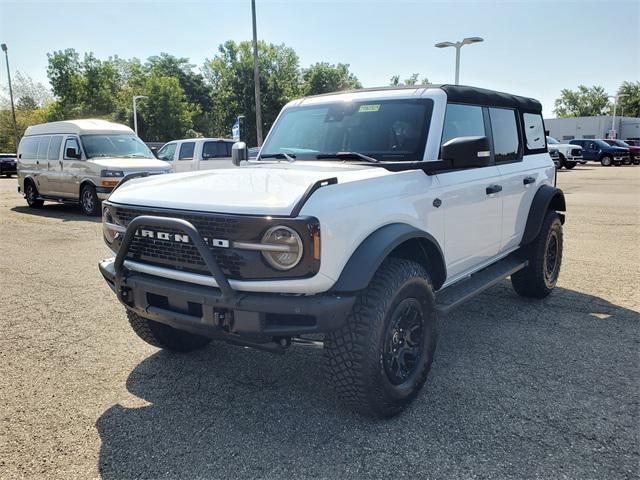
[260,99,434,162]
[80,134,155,159]
[546,136,560,144]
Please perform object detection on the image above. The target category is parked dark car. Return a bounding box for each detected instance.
[568,139,630,166]
[0,153,17,177]
[604,139,639,165]
[624,139,639,147]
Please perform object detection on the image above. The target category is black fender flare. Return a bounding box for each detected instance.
[330,223,447,293]
[521,185,566,245]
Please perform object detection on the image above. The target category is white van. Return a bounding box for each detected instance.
[17,119,171,215]
[155,138,236,172]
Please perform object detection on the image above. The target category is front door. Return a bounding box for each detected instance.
[156,142,177,171]
[59,136,82,197]
[436,103,503,280]
[175,141,196,172]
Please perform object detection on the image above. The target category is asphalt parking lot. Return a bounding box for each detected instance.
[0,164,638,480]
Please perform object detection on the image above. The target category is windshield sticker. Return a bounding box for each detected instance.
[358,104,381,113]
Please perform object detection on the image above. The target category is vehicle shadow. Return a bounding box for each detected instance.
[95,283,639,479]
[10,204,101,223]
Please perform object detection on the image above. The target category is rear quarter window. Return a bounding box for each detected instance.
[522,113,545,150]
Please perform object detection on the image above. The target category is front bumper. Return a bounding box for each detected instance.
[96,186,114,200]
[0,162,17,174]
[99,259,354,337]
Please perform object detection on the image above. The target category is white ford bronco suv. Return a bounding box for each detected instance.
[99,85,565,417]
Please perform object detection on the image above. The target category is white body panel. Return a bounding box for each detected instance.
[157,138,236,173]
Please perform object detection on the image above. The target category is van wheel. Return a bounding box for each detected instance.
[25,181,44,208]
[324,258,437,418]
[80,184,100,216]
[600,155,612,166]
[127,310,212,352]
[512,210,563,299]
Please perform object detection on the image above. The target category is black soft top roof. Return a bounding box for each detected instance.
[440,84,542,113]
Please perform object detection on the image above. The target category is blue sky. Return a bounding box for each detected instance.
[0,0,638,117]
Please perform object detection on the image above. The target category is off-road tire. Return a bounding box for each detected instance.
[512,210,563,299]
[24,180,44,208]
[601,155,612,167]
[324,258,438,418]
[80,184,100,216]
[127,310,212,352]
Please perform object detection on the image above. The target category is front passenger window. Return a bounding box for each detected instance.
[441,104,485,146]
[64,138,80,159]
[157,143,177,161]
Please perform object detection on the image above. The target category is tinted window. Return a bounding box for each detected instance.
[441,104,485,146]
[64,137,80,159]
[19,137,39,160]
[563,136,575,141]
[523,113,545,149]
[178,142,195,160]
[489,108,520,162]
[202,141,230,159]
[81,134,154,159]
[36,136,51,160]
[47,136,63,160]
[157,143,176,161]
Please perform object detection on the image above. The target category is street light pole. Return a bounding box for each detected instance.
[608,94,627,139]
[132,95,148,137]
[1,43,19,150]
[251,0,263,146]
[435,37,484,85]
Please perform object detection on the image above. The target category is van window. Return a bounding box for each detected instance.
[441,104,485,146]
[489,108,520,162]
[178,142,195,160]
[202,141,230,159]
[157,143,176,161]
[47,136,63,160]
[19,137,39,160]
[64,137,81,159]
[36,136,51,160]
[522,113,545,150]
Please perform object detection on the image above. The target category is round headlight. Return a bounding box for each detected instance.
[261,226,303,270]
[102,206,116,244]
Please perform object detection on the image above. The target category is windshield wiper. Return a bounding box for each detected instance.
[315,152,380,163]
[259,152,296,162]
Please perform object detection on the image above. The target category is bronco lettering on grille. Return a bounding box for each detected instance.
[135,229,230,248]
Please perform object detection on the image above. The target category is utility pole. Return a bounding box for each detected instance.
[251,0,263,146]
[1,44,19,150]
[132,95,148,137]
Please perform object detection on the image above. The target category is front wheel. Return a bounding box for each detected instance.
[127,310,212,352]
[324,258,437,418]
[601,155,613,167]
[512,210,563,299]
[80,184,100,216]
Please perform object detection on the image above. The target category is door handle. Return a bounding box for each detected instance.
[523,176,535,185]
[486,184,502,195]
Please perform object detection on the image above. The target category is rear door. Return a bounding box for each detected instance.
[175,141,196,172]
[435,103,503,280]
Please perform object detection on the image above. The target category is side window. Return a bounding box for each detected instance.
[488,107,520,163]
[178,142,195,160]
[563,136,575,141]
[226,143,233,156]
[157,143,176,161]
[63,137,80,159]
[19,137,39,160]
[47,136,63,160]
[202,142,229,159]
[441,104,485,146]
[36,136,51,160]
[522,113,545,150]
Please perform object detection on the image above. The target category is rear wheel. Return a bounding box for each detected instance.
[127,310,212,352]
[80,184,100,216]
[24,181,44,208]
[600,155,612,166]
[512,210,563,299]
[622,156,631,165]
[324,258,437,418]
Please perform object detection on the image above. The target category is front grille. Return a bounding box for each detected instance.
[571,148,582,156]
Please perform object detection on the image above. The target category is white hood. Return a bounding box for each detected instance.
[108,162,393,216]
[91,157,170,172]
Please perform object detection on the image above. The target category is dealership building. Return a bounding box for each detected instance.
[544,116,640,141]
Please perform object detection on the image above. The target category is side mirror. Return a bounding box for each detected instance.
[441,136,491,169]
[231,141,248,166]
[66,147,81,159]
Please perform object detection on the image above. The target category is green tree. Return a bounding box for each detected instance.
[12,72,52,110]
[46,49,86,119]
[301,62,361,96]
[617,81,640,118]
[553,85,610,117]
[389,74,429,86]
[139,75,197,142]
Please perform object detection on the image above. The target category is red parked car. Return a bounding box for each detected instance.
[604,139,639,165]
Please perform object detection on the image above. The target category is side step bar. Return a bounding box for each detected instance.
[435,254,527,315]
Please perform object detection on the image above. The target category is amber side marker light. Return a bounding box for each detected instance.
[312,228,321,260]
[101,179,120,188]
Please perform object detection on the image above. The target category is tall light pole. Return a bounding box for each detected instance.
[1,43,19,150]
[251,0,263,146]
[435,37,484,85]
[608,94,627,139]
[132,95,147,137]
